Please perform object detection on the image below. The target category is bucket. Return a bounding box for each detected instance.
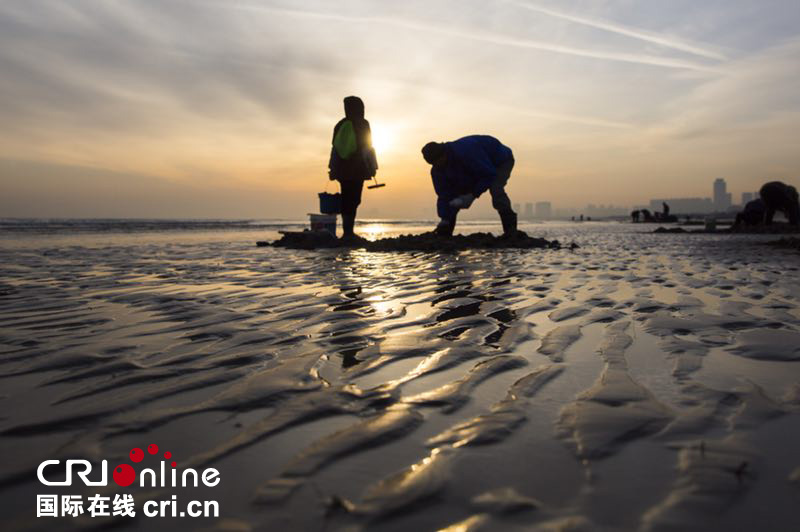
[319,192,342,214]
[309,213,337,236]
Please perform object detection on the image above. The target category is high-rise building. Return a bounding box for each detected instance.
[535,201,552,219]
[741,192,754,205]
[713,178,732,211]
[524,203,534,219]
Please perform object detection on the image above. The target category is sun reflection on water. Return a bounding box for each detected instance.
[358,222,391,241]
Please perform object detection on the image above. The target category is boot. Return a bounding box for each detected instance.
[434,215,457,237]
[500,212,518,237]
[341,214,355,238]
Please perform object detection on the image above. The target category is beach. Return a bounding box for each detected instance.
[1,219,799,531]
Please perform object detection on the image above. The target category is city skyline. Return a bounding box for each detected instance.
[501,177,767,219]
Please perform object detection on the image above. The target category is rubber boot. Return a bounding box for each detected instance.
[434,216,456,237]
[500,212,518,237]
[341,214,355,238]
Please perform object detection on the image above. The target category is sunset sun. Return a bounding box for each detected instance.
[371,126,394,154]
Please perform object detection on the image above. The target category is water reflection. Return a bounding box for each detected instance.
[358,222,392,241]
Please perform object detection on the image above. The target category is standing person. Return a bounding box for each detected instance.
[328,96,377,240]
[421,135,517,237]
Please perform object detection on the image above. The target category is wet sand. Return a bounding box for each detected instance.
[1,222,799,531]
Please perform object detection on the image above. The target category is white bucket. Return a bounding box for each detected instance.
[309,213,337,236]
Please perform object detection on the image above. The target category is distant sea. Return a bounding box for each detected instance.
[0,218,517,247]
[0,218,508,235]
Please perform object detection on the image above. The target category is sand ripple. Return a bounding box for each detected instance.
[1,226,799,530]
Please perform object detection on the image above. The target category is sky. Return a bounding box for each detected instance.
[1,0,799,219]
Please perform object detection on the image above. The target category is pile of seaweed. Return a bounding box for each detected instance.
[259,230,569,251]
[727,223,800,234]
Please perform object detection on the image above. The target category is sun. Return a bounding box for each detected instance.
[371,126,394,154]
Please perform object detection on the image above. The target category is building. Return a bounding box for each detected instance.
[649,198,714,214]
[554,207,579,219]
[535,201,552,220]
[741,192,754,205]
[524,203,534,219]
[713,178,732,212]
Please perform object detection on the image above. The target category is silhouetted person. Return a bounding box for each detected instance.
[760,181,799,225]
[328,96,377,239]
[734,198,766,227]
[662,202,670,218]
[640,209,654,222]
[631,210,640,223]
[422,135,516,237]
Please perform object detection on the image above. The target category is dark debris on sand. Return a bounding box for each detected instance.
[654,223,800,235]
[259,230,572,252]
[764,237,800,252]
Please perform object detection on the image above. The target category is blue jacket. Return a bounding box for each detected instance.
[431,135,513,220]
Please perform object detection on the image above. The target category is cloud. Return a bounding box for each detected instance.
[207,1,720,72]
[508,1,727,61]
[650,36,800,138]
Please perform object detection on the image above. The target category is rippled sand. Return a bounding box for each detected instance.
[1,223,799,531]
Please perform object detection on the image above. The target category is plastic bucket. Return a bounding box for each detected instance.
[319,192,342,214]
[309,214,337,236]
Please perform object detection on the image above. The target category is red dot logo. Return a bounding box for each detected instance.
[130,448,144,463]
[113,464,136,487]
[116,443,174,484]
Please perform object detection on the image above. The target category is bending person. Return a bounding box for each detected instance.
[734,198,765,227]
[421,135,517,237]
[328,96,377,239]
[760,181,799,225]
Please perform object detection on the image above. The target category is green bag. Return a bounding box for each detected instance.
[333,120,357,159]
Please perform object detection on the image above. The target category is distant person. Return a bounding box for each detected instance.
[734,198,766,227]
[662,202,670,218]
[760,181,799,225]
[328,96,377,240]
[631,210,640,223]
[421,135,517,237]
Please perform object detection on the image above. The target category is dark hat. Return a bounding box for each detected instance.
[422,142,445,164]
[343,96,364,120]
